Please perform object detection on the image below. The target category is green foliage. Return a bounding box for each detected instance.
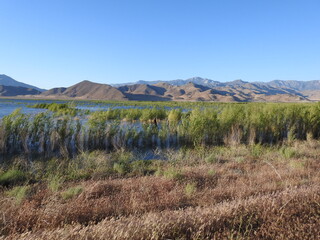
[3,101,320,156]
[162,167,183,180]
[61,186,83,200]
[122,108,142,121]
[140,107,167,121]
[113,162,130,175]
[179,108,220,146]
[185,182,197,196]
[280,147,297,159]
[130,160,153,176]
[6,185,31,204]
[48,175,64,192]
[0,169,27,186]
[112,151,133,175]
[168,109,182,123]
[250,144,264,158]
[30,102,79,116]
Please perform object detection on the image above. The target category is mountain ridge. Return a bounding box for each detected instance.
[111,77,320,91]
[0,74,45,92]
[0,85,41,96]
[2,75,320,102]
[40,80,127,100]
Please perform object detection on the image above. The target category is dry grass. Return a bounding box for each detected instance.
[0,141,320,239]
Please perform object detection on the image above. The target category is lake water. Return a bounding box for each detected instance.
[0,99,166,119]
[0,99,49,118]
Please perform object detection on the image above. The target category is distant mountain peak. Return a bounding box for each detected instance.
[76,80,96,85]
[0,74,45,92]
[229,79,248,84]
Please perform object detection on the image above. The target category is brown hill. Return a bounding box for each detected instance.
[38,79,311,102]
[119,84,170,101]
[0,85,41,96]
[117,82,309,102]
[301,90,320,101]
[41,87,67,96]
[41,81,127,100]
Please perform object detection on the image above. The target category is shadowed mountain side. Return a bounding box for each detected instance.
[124,94,171,101]
[0,74,45,92]
[118,84,167,96]
[41,87,67,96]
[0,85,41,96]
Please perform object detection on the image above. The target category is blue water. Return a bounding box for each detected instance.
[0,99,174,119]
[0,99,49,118]
[0,98,191,119]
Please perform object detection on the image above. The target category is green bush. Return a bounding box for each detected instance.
[131,160,152,176]
[113,162,131,175]
[162,167,183,180]
[280,147,297,159]
[0,169,27,186]
[6,185,31,204]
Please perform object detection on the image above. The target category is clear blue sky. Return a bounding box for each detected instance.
[1,0,320,89]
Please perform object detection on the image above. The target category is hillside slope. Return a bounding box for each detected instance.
[0,74,45,92]
[42,80,127,100]
[118,82,309,102]
[0,85,41,96]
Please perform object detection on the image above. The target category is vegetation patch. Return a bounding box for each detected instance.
[6,185,31,204]
[0,169,27,186]
[61,186,83,200]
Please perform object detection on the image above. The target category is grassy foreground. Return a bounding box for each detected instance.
[0,140,319,239]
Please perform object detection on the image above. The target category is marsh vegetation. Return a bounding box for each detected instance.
[2,102,320,157]
[0,101,320,239]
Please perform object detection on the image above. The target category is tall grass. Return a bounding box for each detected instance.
[2,102,320,157]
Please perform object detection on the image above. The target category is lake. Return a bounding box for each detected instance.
[0,99,166,118]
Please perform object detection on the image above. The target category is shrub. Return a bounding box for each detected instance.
[280,147,296,159]
[162,167,183,180]
[6,185,31,204]
[0,169,27,186]
[113,162,131,175]
[112,151,133,175]
[131,160,152,176]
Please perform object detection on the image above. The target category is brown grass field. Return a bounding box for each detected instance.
[0,140,320,239]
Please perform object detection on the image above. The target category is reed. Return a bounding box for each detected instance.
[2,102,320,157]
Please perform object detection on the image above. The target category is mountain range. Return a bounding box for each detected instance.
[2,74,320,102]
[0,74,45,92]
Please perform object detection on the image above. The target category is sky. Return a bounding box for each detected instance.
[1,0,320,89]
